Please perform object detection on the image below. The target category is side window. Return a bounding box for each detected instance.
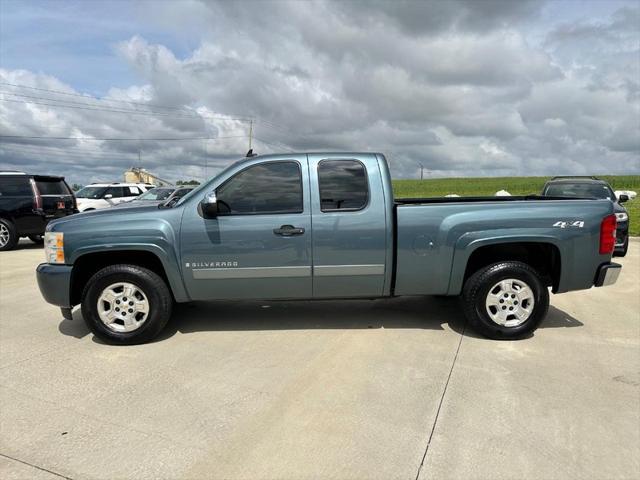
[0,177,32,196]
[174,188,190,198]
[129,186,141,196]
[318,160,368,211]
[216,161,303,215]
[105,187,125,198]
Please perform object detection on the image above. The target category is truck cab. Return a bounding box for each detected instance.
[180,153,390,301]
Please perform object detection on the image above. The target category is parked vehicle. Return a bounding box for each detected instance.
[74,183,151,211]
[36,153,621,344]
[114,186,194,208]
[542,176,630,257]
[0,171,77,251]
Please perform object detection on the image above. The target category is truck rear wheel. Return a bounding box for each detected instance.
[81,264,172,345]
[462,261,549,340]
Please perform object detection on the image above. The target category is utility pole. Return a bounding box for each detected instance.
[418,162,424,180]
[248,118,253,151]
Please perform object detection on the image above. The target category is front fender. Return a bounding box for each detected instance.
[71,243,189,302]
[50,210,190,303]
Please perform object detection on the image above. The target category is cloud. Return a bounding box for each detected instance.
[1,0,638,185]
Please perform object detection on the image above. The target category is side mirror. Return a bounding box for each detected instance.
[618,194,629,203]
[104,194,113,200]
[201,192,218,218]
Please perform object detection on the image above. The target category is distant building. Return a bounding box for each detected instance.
[124,167,172,186]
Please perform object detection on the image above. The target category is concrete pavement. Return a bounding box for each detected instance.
[1,239,638,479]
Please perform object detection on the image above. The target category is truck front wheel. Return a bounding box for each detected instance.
[81,264,172,345]
[462,261,549,340]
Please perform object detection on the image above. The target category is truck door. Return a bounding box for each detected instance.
[180,157,312,301]
[308,154,388,298]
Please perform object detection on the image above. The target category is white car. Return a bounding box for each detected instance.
[75,183,152,211]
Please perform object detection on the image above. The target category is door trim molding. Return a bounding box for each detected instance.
[193,266,311,279]
[313,264,385,276]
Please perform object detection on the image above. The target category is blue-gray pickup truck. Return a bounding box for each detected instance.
[36,153,622,344]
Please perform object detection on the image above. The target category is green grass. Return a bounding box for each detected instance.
[392,175,640,236]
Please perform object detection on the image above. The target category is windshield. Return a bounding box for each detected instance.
[136,187,175,201]
[545,183,614,200]
[75,186,107,199]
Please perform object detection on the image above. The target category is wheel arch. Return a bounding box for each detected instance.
[449,237,562,295]
[70,248,188,305]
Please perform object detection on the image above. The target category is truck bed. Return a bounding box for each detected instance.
[392,196,614,297]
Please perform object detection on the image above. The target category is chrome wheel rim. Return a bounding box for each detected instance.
[97,282,149,333]
[485,278,535,327]
[0,224,9,247]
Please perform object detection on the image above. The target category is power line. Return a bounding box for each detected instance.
[0,134,247,141]
[1,143,143,156]
[0,82,249,117]
[0,92,204,117]
[0,82,310,138]
[0,97,252,122]
[252,136,296,152]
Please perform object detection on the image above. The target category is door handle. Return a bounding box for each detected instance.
[273,225,305,236]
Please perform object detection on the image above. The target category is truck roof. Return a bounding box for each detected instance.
[546,176,607,185]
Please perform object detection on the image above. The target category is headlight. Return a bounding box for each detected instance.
[44,232,65,264]
[615,212,628,222]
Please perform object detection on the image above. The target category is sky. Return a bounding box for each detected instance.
[0,0,638,186]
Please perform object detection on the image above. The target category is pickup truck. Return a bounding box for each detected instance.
[36,153,622,345]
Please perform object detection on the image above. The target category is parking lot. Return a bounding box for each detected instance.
[0,240,638,480]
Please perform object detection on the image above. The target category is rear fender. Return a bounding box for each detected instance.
[447,231,566,295]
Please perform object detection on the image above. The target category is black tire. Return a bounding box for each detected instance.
[0,218,19,251]
[28,234,44,244]
[462,261,549,340]
[81,264,173,345]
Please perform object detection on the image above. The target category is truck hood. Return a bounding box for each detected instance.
[46,203,166,231]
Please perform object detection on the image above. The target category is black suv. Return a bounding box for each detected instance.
[0,172,77,251]
[542,176,630,257]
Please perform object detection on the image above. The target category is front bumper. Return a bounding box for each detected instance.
[594,262,622,287]
[36,263,73,308]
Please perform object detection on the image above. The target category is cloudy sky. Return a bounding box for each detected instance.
[0,0,638,185]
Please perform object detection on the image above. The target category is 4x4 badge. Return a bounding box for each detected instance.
[553,221,584,228]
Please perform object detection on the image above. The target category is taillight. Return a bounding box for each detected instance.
[599,214,617,254]
[30,179,43,210]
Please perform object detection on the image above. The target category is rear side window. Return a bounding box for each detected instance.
[318,160,368,211]
[35,179,70,195]
[0,177,32,196]
[216,161,303,215]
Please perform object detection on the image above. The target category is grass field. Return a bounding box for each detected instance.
[392,175,640,236]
